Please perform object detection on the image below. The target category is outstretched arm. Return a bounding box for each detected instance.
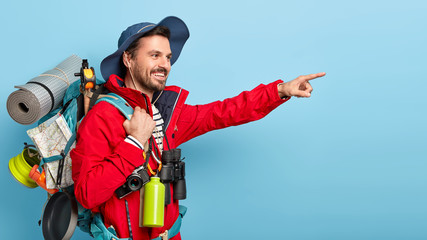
[174,80,290,146]
[278,72,326,98]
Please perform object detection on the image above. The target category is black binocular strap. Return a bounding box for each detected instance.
[162,128,171,151]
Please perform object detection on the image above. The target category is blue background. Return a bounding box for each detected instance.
[1,0,426,239]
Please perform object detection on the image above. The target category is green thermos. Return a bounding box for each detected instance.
[143,177,165,227]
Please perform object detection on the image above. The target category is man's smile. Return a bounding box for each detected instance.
[151,68,168,81]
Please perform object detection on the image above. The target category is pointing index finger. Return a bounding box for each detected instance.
[298,72,326,82]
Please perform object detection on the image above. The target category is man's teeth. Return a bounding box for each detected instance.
[153,72,165,77]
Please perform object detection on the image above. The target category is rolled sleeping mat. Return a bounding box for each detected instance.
[7,55,82,125]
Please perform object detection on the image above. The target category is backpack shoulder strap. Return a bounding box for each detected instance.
[95,93,133,120]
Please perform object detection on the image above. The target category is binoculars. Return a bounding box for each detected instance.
[158,148,186,205]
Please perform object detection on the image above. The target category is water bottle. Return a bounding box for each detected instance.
[143,177,165,227]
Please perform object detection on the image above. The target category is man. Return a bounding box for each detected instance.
[71,16,325,240]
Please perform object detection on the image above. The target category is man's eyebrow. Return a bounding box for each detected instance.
[148,50,172,57]
[148,50,162,55]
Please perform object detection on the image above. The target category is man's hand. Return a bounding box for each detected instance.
[278,72,326,98]
[123,106,156,146]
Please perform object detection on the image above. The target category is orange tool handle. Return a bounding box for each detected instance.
[29,165,58,194]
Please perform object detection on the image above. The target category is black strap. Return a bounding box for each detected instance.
[88,84,110,111]
[88,92,99,112]
[125,200,133,240]
[61,98,74,114]
[76,94,85,123]
[163,128,171,151]
[28,81,55,112]
[56,151,65,187]
[143,139,153,169]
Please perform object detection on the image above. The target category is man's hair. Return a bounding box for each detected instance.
[125,26,171,60]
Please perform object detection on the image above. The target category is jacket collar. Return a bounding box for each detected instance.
[104,74,150,110]
[104,74,188,119]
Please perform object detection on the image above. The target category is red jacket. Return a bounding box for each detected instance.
[71,74,289,239]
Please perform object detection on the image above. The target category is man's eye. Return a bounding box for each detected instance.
[152,54,158,58]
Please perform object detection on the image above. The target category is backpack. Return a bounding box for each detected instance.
[24,59,134,239]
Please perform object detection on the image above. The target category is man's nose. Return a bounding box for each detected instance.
[158,56,171,70]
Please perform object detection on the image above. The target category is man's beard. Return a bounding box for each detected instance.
[131,63,168,92]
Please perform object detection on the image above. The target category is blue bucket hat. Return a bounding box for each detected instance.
[100,16,190,80]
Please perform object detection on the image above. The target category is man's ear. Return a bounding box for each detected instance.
[122,51,131,68]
